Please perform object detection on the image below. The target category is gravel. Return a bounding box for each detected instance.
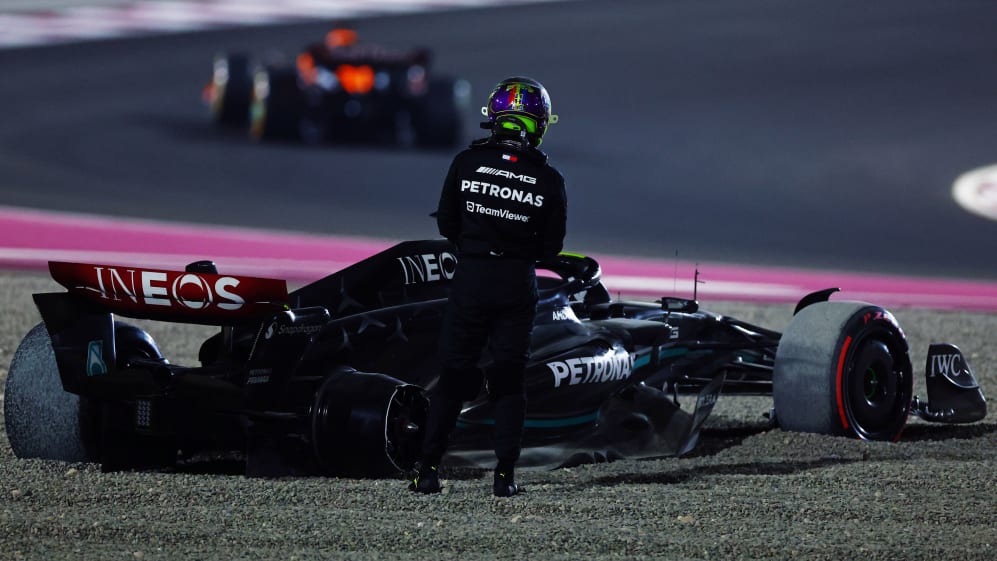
[2,271,996,561]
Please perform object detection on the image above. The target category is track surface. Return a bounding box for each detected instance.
[3,272,997,561]
[2,0,997,282]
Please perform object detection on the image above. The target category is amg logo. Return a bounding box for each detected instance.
[397,252,457,285]
[476,166,537,184]
[930,353,963,378]
[546,350,633,388]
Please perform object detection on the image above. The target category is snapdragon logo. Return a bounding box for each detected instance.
[466,202,530,223]
[460,180,544,207]
[546,349,633,388]
[476,166,536,184]
[264,322,323,340]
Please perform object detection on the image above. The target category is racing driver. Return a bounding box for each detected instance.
[410,76,567,497]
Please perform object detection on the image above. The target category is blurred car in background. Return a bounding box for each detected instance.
[204,28,471,147]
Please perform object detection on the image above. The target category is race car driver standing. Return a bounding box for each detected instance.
[409,77,567,497]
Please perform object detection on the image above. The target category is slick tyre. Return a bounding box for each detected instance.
[210,53,253,126]
[773,301,913,441]
[249,64,304,142]
[4,323,95,462]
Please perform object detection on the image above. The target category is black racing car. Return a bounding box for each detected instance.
[204,28,470,147]
[4,240,986,477]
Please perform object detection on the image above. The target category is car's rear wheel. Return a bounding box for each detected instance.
[4,323,94,462]
[249,64,304,141]
[209,53,252,126]
[773,301,913,441]
[5,322,178,469]
[311,367,427,477]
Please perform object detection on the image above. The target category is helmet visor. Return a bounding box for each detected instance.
[497,115,538,135]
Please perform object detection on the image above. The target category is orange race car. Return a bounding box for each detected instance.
[204,28,470,147]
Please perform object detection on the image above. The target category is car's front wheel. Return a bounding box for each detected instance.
[773,301,913,441]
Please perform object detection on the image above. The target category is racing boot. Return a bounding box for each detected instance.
[408,465,441,494]
[493,463,519,497]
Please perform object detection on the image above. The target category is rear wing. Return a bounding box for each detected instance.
[47,261,289,325]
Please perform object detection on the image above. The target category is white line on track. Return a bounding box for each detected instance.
[953,164,997,222]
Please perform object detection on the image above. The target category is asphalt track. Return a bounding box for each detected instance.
[2,0,997,283]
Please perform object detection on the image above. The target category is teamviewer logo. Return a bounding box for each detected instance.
[466,202,476,212]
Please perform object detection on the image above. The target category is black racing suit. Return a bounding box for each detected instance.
[420,136,567,470]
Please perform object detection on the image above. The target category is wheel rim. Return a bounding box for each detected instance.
[863,367,882,401]
[311,370,427,477]
[384,385,427,472]
[843,334,911,440]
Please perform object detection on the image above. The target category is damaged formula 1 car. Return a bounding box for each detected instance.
[3,240,987,477]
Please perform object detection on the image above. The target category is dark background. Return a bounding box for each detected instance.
[2,0,997,279]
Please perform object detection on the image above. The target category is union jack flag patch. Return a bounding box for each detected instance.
[502,154,518,162]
